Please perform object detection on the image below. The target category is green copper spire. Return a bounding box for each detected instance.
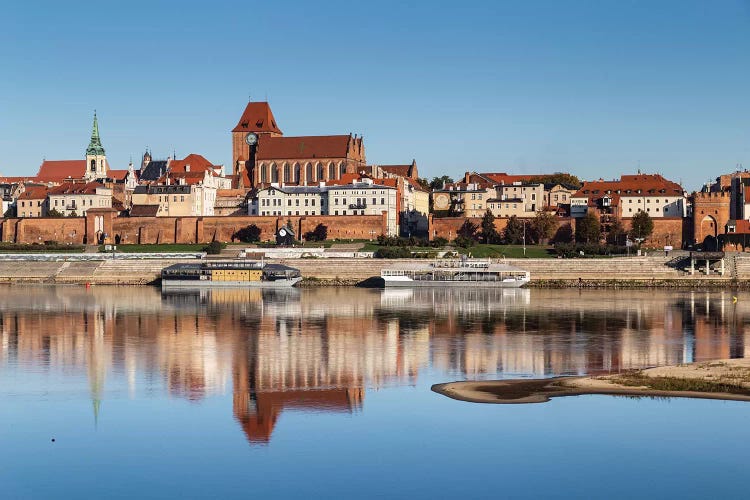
[86,111,106,156]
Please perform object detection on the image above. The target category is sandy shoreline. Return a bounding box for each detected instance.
[432,358,750,404]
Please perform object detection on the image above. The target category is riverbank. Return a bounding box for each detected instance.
[432,358,750,404]
[0,254,745,286]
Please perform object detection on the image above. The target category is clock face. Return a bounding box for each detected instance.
[245,133,258,146]
[279,228,287,237]
[434,194,450,210]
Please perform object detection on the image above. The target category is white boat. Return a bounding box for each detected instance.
[381,259,530,288]
[161,261,302,289]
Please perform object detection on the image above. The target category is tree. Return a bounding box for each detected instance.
[480,209,499,244]
[429,175,454,190]
[454,219,478,247]
[305,223,328,242]
[504,215,526,244]
[607,217,626,245]
[233,224,261,243]
[532,210,557,244]
[527,173,582,189]
[630,210,654,242]
[416,178,430,190]
[575,211,601,244]
[47,208,64,218]
[68,210,78,217]
[553,223,574,243]
[3,206,16,218]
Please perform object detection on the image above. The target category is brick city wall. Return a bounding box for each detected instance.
[0,217,87,244]
[0,213,388,245]
[621,217,686,248]
[429,216,575,242]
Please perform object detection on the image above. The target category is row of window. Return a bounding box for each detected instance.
[259,163,346,183]
[158,195,186,203]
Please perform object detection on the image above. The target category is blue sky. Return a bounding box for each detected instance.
[0,0,748,190]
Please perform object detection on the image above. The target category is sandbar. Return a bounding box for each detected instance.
[432,358,750,404]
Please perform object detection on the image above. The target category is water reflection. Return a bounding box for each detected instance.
[0,286,748,444]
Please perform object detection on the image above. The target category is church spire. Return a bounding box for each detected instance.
[86,111,106,156]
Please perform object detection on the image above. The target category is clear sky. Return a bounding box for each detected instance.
[0,0,748,190]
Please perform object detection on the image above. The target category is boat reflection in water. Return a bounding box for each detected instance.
[1,286,749,444]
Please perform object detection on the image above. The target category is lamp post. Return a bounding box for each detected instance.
[522,219,526,257]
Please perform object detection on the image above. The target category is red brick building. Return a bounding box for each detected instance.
[231,101,365,188]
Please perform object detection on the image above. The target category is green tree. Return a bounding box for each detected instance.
[527,173,582,189]
[531,210,557,244]
[607,217,626,245]
[416,178,430,190]
[233,224,261,243]
[68,210,79,217]
[429,175,454,190]
[304,223,328,242]
[575,211,601,244]
[480,209,499,244]
[504,215,526,244]
[630,210,654,242]
[454,219,478,247]
[47,208,64,218]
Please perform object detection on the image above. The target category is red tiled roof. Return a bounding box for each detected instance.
[17,186,49,200]
[129,204,160,217]
[405,177,428,192]
[168,154,216,173]
[744,186,750,202]
[0,176,37,184]
[256,134,354,161]
[324,173,362,186]
[380,165,411,177]
[36,160,87,182]
[573,174,684,198]
[232,101,283,134]
[48,181,105,195]
[108,169,129,180]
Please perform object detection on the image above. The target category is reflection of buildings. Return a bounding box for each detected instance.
[1,286,749,443]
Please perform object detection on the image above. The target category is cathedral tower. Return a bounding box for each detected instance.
[85,112,107,181]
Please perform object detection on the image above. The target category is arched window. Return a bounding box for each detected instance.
[339,163,346,177]
[293,163,301,183]
[260,164,268,183]
[90,159,96,172]
[305,163,313,184]
[317,162,324,181]
[328,162,336,179]
[271,163,279,183]
[283,163,290,183]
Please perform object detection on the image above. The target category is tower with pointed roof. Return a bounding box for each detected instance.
[85,112,108,181]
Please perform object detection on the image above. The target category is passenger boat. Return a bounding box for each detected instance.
[161,260,302,289]
[381,259,530,288]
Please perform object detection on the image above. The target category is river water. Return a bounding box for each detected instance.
[1,286,748,498]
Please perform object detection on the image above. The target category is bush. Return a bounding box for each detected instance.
[304,223,328,242]
[554,242,629,258]
[203,241,226,254]
[453,236,476,248]
[375,247,413,258]
[431,237,449,247]
[233,224,261,243]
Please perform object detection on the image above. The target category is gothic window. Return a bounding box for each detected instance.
[317,163,324,180]
[260,164,268,183]
[294,163,301,183]
[306,163,313,184]
[339,163,346,177]
[283,163,290,183]
[271,163,279,183]
[328,163,336,179]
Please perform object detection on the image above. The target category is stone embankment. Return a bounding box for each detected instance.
[0,253,746,286]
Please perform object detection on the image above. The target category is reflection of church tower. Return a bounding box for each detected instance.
[85,112,107,181]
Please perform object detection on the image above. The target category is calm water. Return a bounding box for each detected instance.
[1,286,748,499]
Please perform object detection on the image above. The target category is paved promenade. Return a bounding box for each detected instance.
[0,253,745,286]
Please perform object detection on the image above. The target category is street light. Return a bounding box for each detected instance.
[522,219,526,257]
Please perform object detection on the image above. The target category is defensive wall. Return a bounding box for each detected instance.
[0,211,389,245]
[428,215,688,248]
